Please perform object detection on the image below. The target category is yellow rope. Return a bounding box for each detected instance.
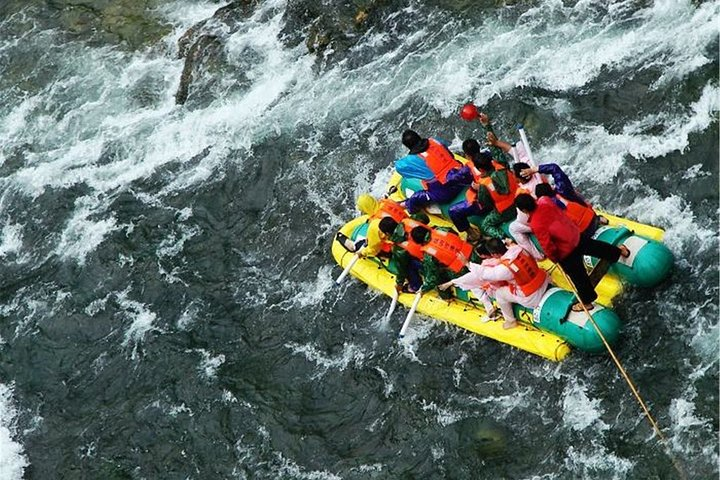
[557,266,687,480]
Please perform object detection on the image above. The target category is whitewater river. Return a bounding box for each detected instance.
[0,0,717,478]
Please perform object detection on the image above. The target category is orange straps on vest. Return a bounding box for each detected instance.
[369,198,408,223]
[419,138,460,185]
[366,199,408,254]
[421,230,473,273]
[556,194,595,232]
[464,164,483,203]
[397,218,427,260]
[478,161,519,213]
[500,250,547,296]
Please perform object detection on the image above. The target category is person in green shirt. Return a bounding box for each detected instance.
[449,139,517,240]
[380,219,480,299]
[377,214,429,294]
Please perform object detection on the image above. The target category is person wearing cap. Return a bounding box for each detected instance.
[448,138,518,240]
[439,238,550,329]
[514,193,629,312]
[395,129,465,214]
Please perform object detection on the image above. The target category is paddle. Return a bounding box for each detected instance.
[335,251,361,285]
[517,124,538,168]
[384,289,399,323]
[398,291,422,339]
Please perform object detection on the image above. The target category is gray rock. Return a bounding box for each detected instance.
[174,1,259,106]
[45,0,173,49]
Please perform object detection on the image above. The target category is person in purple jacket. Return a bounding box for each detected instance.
[394,130,465,213]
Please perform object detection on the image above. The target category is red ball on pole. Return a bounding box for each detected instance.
[460,103,479,121]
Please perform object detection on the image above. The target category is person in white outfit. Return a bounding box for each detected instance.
[485,134,546,260]
[439,238,550,329]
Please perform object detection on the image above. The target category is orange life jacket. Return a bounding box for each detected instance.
[478,161,519,213]
[419,138,460,187]
[369,198,408,223]
[555,194,595,233]
[366,199,408,253]
[500,250,547,296]
[398,224,472,273]
[464,164,483,203]
[421,230,473,273]
[397,218,427,260]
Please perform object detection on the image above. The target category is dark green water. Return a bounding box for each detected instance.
[0,1,717,478]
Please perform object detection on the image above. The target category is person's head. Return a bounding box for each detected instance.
[462,138,480,157]
[462,139,493,171]
[402,129,429,154]
[356,194,378,215]
[512,162,531,183]
[410,226,432,245]
[515,193,537,213]
[474,241,491,258]
[378,217,398,235]
[474,149,494,171]
[485,237,507,256]
[534,183,555,199]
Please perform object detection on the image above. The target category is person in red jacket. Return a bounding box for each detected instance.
[514,193,629,311]
[534,183,604,240]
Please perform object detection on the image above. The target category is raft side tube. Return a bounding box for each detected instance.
[332,216,572,361]
[531,288,621,353]
[587,226,674,288]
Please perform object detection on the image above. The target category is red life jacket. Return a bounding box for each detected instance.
[478,161,519,213]
[555,194,595,233]
[419,138,460,186]
[500,250,547,296]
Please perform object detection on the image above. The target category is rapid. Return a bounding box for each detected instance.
[0,0,717,478]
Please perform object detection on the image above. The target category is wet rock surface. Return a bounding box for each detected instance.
[174,1,259,106]
[0,0,172,50]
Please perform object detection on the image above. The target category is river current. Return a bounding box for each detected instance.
[0,1,717,478]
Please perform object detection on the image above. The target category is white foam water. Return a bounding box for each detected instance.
[562,380,609,432]
[284,341,366,379]
[0,0,713,266]
[118,290,161,359]
[0,0,715,478]
[196,349,226,379]
[0,384,29,480]
[564,441,634,480]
